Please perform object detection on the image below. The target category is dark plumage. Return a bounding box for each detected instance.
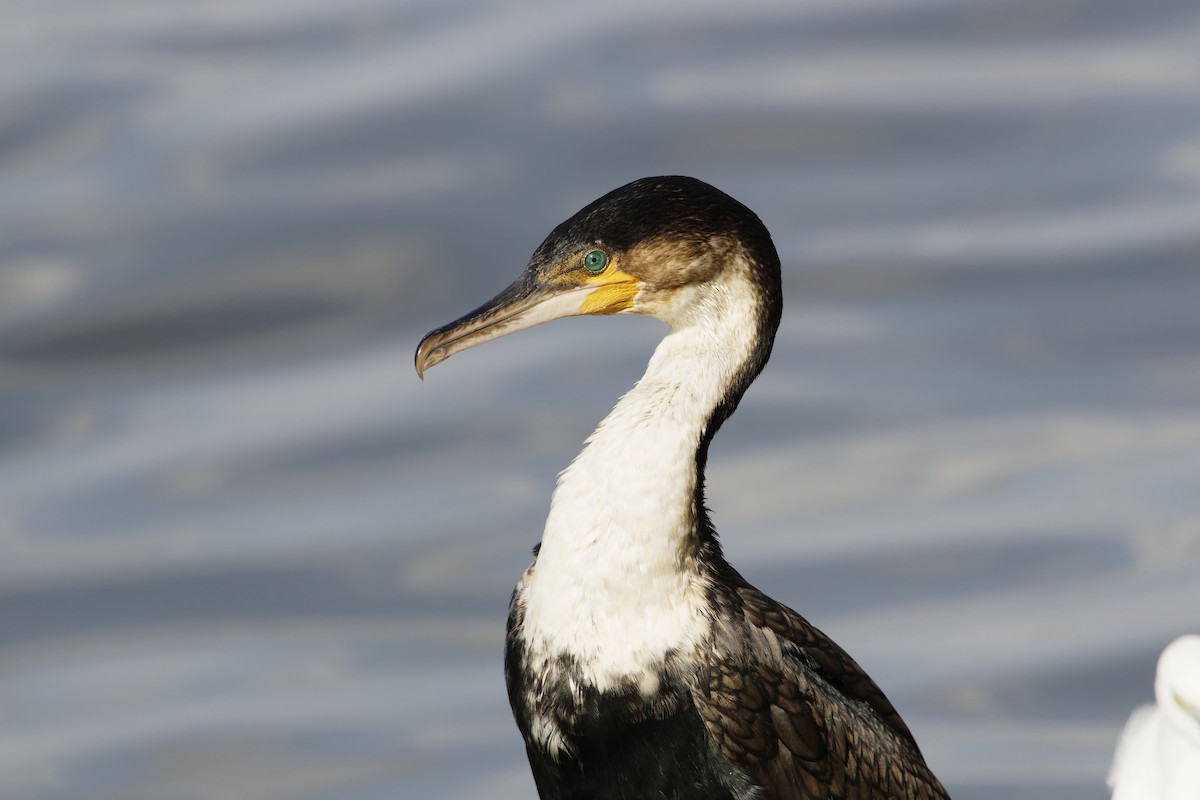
[417,177,950,799]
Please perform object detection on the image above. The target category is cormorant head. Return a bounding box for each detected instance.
[415,176,781,378]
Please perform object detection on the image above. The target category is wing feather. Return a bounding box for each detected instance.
[693,582,950,799]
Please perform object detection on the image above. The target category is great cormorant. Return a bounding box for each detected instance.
[416,176,949,799]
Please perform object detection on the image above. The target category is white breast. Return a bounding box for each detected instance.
[517,269,759,692]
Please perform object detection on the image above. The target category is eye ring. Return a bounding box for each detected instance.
[583,249,609,273]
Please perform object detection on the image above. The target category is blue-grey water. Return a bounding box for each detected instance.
[3,1,1200,798]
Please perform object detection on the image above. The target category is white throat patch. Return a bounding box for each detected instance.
[517,266,760,692]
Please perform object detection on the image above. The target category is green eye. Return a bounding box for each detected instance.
[583,249,609,273]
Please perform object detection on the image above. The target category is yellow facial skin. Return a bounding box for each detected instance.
[546,250,641,315]
[580,270,639,314]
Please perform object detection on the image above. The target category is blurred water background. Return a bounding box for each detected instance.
[2,1,1200,798]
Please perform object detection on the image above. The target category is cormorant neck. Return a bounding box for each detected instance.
[519,258,777,688]
[546,268,767,561]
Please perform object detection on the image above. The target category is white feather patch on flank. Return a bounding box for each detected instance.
[529,711,573,761]
[519,259,761,692]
